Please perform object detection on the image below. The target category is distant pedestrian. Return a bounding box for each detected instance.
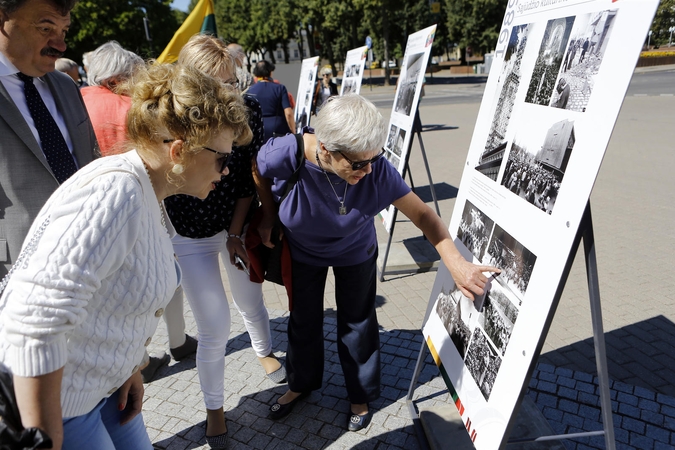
[580,38,590,63]
[248,60,295,142]
[55,57,82,86]
[552,78,570,109]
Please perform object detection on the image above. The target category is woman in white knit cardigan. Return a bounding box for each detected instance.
[0,63,251,450]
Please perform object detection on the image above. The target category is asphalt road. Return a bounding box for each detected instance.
[361,68,675,108]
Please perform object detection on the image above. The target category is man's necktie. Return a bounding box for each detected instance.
[17,72,77,184]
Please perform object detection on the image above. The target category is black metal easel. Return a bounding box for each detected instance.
[406,202,616,449]
[379,109,442,281]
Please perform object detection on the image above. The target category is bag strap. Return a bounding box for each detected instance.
[279,133,305,204]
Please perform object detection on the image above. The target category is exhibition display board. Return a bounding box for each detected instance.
[340,46,369,96]
[379,25,437,232]
[294,56,319,132]
[420,1,659,448]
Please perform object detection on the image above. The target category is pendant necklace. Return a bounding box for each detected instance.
[316,148,348,215]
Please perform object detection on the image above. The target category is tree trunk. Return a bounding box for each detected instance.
[305,23,316,57]
[383,3,391,86]
[246,51,253,73]
[296,28,305,60]
[283,42,290,64]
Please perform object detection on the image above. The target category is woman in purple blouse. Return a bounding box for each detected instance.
[255,95,499,431]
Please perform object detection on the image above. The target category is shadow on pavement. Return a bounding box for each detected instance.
[420,123,459,132]
[413,182,458,203]
[538,315,675,396]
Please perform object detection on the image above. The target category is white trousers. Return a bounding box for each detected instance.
[172,230,271,410]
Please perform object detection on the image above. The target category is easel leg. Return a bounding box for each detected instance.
[413,110,441,216]
[407,340,431,450]
[379,208,398,282]
[581,204,616,450]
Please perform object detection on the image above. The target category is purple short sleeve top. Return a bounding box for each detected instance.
[257,131,411,266]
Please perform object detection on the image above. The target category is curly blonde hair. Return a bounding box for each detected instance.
[124,63,252,185]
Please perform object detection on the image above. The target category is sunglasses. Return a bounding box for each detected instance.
[337,148,386,171]
[163,140,233,173]
[203,147,234,173]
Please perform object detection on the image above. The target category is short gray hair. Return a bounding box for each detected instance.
[314,94,386,155]
[55,57,78,72]
[87,41,143,87]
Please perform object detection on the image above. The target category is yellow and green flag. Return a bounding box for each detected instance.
[156,0,217,64]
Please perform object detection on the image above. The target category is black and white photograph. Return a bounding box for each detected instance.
[384,150,400,169]
[465,328,502,401]
[394,52,424,116]
[525,16,576,107]
[484,224,537,301]
[476,24,530,181]
[385,124,398,152]
[553,9,618,112]
[344,63,361,78]
[501,116,575,214]
[457,200,495,261]
[435,288,473,359]
[385,124,406,158]
[341,79,356,95]
[478,280,520,356]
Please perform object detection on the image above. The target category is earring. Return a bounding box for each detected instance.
[171,163,185,175]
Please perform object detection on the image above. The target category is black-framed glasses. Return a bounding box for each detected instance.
[337,148,386,171]
[203,147,234,173]
[163,140,233,173]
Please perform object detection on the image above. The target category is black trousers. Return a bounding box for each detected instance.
[286,253,380,404]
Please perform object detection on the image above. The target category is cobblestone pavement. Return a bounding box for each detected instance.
[142,68,675,449]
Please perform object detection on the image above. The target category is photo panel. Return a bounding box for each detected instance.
[422,1,659,448]
[379,25,436,233]
[501,113,575,215]
[457,200,496,261]
[293,57,319,132]
[552,9,618,112]
[484,224,537,301]
[340,46,368,96]
[525,16,576,107]
[476,24,531,182]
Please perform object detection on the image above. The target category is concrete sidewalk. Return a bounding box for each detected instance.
[143,86,675,449]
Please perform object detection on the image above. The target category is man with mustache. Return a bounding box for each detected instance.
[0,0,96,280]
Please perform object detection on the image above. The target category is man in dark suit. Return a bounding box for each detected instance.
[0,0,97,278]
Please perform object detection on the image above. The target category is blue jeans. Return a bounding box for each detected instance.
[62,391,153,450]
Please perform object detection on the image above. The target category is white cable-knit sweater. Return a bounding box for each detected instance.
[0,150,180,418]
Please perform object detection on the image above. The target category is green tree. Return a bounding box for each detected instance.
[66,0,180,62]
[216,0,300,68]
[649,0,675,47]
[445,0,507,64]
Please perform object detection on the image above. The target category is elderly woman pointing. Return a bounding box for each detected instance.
[255,94,499,431]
